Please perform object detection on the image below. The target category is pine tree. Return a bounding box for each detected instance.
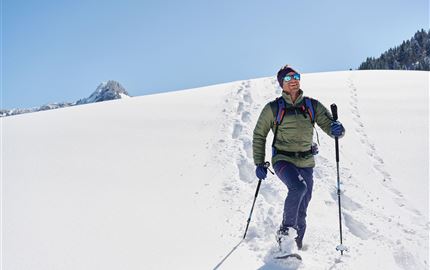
[358,29,429,71]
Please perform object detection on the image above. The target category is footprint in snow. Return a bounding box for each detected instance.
[243,91,253,104]
[240,136,253,159]
[393,244,421,270]
[343,212,373,240]
[237,157,254,184]
[232,121,243,139]
[241,111,252,123]
[237,102,244,113]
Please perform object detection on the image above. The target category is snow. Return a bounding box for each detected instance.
[1,70,429,269]
[119,93,131,99]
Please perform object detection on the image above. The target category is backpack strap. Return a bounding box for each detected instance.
[270,97,285,154]
[303,97,317,124]
[304,96,320,144]
[270,96,319,156]
[274,97,286,125]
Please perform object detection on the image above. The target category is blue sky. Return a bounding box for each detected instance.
[2,0,429,109]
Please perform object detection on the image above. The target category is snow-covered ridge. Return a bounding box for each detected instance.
[75,80,130,105]
[0,80,131,117]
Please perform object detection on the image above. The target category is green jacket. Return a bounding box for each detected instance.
[252,90,334,168]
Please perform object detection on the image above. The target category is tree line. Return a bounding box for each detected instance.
[358,29,430,71]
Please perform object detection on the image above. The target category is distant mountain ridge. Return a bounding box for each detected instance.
[358,29,430,71]
[1,80,131,117]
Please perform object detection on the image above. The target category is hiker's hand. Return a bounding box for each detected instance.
[331,121,345,138]
[255,164,268,180]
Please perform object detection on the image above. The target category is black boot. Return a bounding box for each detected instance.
[295,237,303,250]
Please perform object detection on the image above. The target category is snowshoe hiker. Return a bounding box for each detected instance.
[252,65,345,252]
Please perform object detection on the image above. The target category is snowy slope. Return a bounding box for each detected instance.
[2,70,428,270]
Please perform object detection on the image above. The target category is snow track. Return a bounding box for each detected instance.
[214,72,428,269]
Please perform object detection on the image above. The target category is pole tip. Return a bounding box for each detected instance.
[336,244,348,254]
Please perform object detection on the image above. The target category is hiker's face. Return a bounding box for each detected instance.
[282,72,300,95]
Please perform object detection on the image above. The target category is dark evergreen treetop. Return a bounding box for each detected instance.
[358,29,429,71]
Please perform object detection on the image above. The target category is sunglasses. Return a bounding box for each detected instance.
[284,73,301,82]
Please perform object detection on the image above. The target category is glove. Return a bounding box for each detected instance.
[311,142,319,155]
[255,164,268,180]
[331,121,345,137]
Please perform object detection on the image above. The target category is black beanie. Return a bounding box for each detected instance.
[277,65,298,88]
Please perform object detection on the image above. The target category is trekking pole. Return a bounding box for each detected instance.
[330,104,347,255]
[243,161,274,240]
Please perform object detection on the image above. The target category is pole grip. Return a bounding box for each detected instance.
[330,103,338,121]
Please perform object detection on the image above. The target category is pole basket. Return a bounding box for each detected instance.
[336,244,348,254]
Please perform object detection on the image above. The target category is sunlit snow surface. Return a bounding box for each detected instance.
[2,70,428,269]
